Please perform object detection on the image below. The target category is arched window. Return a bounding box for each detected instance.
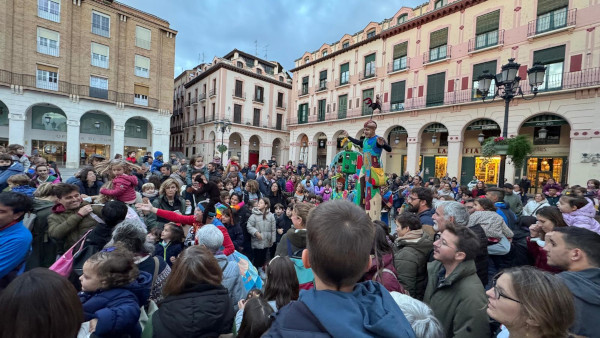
[366,29,376,38]
[397,14,408,24]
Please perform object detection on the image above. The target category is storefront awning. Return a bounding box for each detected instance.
[467,119,500,130]
[523,114,568,127]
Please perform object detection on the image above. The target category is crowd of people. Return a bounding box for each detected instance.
[0,141,599,338]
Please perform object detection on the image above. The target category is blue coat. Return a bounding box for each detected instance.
[79,271,152,338]
[0,162,24,191]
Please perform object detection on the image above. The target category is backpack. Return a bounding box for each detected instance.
[287,238,314,290]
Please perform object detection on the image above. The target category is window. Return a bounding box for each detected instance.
[319,70,327,90]
[134,84,149,106]
[233,104,242,124]
[534,45,565,91]
[434,0,447,9]
[536,0,568,34]
[429,28,448,62]
[342,41,350,48]
[364,53,376,78]
[340,63,349,85]
[134,55,150,78]
[475,10,500,49]
[318,99,326,121]
[472,60,497,99]
[244,57,254,68]
[36,65,58,91]
[426,72,446,107]
[322,50,328,57]
[237,61,243,68]
[301,76,309,95]
[362,88,374,115]
[338,95,348,118]
[390,81,406,111]
[298,103,309,124]
[304,57,310,64]
[366,29,376,38]
[89,76,108,99]
[256,68,262,75]
[392,42,408,71]
[135,26,151,50]
[276,113,283,130]
[37,27,59,57]
[235,80,243,98]
[397,14,408,24]
[263,64,274,75]
[91,42,109,68]
[38,0,60,22]
[253,108,260,126]
[211,103,216,120]
[277,92,284,108]
[254,86,264,102]
[92,11,110,38]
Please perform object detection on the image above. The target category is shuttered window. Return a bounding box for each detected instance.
[134,84,149,96]
[430,28,448,48]
[298,103,308,124]
[134,55,150,78]
[392,42,408,71]
[534,45,565,91]
[319,70,327,89]
[476,10,500,35]
[472,61,497,99]
[364,53,376,77]
[37,27,60,56]
[233,104,242,123]
[340,63,349,84]
[91,42,109,68]
[390,81,405,111]
[235,80,243,97]
[135,26,151,49]
[301,76,309,94]
[426,72,445,107]
[318,99,326,121]
[537,0,568,15]
[362,88,374,115]
[533,45,566,64]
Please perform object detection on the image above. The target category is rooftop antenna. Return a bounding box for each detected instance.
[263,44,269,59]
[255,40,258,56]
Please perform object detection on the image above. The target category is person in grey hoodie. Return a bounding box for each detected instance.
[503,183,523,216]
[196,224,247,311]
[545,226,600,338]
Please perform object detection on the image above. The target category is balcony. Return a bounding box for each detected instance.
[387,57,410,74]
[199,93,206,101]
[37,41,59,57]
[38,6,59,22]
[135,37,151,50]
[359,70,376,81]
[528,8,576,38]
[335,77,350,87]
[37,78,58,91]
[184,99,191,107]
[316,81,329,92]
[230,117,288,131]
[285,67,600,126]
[276,102,287,110]
[468,30,504,53]
[135,67,149,78]
[134,96,148,106]
[91,55,108,68]
[424,45,451,64]
[232,90,246,99]
[191,96,198,105]
[298,88,309,97]
[209,88,216,97]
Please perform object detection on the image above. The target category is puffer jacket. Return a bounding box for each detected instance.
[246,208,276,249]
[562,201,600,234]
[100,174,138,203]
[522,199,550,216]
[393,230,433,300]
[468,211,514,239]
[47,201,104,251]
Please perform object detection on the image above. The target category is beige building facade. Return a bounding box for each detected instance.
[171,50,292,166]
[289,0,600,192]
[0,0,176,168]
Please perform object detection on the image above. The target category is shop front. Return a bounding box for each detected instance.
[460,119,501,185]
[80,112,113,164]
[386,126,407,174]
[124,118,150,160]
[421,123,448,180]
[29,105,68,165]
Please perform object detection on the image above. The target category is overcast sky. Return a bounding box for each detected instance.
[121,0,425,77]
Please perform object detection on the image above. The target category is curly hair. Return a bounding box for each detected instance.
[85,245,139,288]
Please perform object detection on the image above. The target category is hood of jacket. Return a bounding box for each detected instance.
[286,228,307,250]
[368,253,395,275]
[300,281,415,338]
[154,151,163,158]
[114,174,138,186]
[2,162,24,174]
[559,269,600,306]
[428,259,478,288]
[11,185,37,196]
[494,201,509,210]
[33,198,55,212]
[570,201,597,218]
[125,270,152,306]
[252,207,264,215]
[396,232,433,255]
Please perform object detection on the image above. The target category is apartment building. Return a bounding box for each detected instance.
[0,0,176,168]
[289,0,600,191]
[171,49,292,166]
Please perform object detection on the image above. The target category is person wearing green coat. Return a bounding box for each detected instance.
[423,226,490,338]
[26,183,59,269]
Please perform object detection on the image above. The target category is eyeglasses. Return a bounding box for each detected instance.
[492,273,521,304]
[434,238,458,251]
[407,195,420,202]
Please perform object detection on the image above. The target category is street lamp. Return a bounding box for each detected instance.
[94,121,101,129]
[213,119,232,160]
[538,127,548,140]
[431,133,437,145]
[136,125,141,133]
[477,58,546,187]
[394,136,400,145]
[477,132,485,145]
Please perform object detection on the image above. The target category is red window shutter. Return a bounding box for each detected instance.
[418,85,424,97]
[384,92,389,102]
[570,54,582,72]
[407,88,413,99]
[461,77,469,90]
[518,65,527,80]
[447,79,454,92]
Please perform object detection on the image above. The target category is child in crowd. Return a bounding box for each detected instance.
[314,179,324,197]
[237,297,275,338]
[7,144,30,173]
[146,227,162,245]
[275,204,293,246]
[247,198,276,278]
[332,180,347,200]
[558,195,600,234]
[79,246,151,338]
[150,151,164,176]
[363,221,405,293]
[221,208,244,252]
[141,182,158,204]
[265,200,415,337]
[97,159,140,205]
[294,184,305,202]
[153,222,185,266]
[322,183,332,201]
[7,174,36,197]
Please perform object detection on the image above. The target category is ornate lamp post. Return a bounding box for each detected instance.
[213,119,232,161]
[477,58,546,186]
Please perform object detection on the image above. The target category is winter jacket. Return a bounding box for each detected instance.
[562,201,600,235]
[545,194,560,206]
[558,268,600,338]
[29,174,60,187]
[153,241,184,267]
[0,162,24,191]
[268,192,287,213]
[522,199,550,216]
[503,191,523,215]
[144,195,186,230]
[526,237,562,273]
[11,154,30,173]
[543,182,563,195]
[285,179,295,193]
[363,253,405,293]
[125,156,137,164]
[275,214,293,242]
[417,208,435,227]
[423,260,490,338]
[314,186,324,196]
[224,222,244,252]
[47,202,103,251]
[26,198,58,269]
[469,223,490,286]
[137,255,170,303]
[393,230,433,300]
[100,174,138,203]
[168,173,185,189]
[150,151,163,174]
[495,202,518,231]
[146,283,234,338]
[265,281,415,338]
[79,271,152,338]
[10,185,36,197]
[0,220,32,288]
[247,208,276,249]
[257,175,271,196]
[276,228,306,257]
[216,253,247,311]
[471,188,486,198]
[185,165,208,185]
[468,211,514,239]
[74,179,103,197]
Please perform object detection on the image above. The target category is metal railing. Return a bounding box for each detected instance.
[387,57,410,73]
[209,88,216,97]
[230,117,288,131]
[528,8,576,37]
[423,45,452,64]
[199,93,206,101]
[135,37,151,50]
[276,102,287,109]
[91,56,108,68]
[184,99,191,107]
[38,7,60,22]
[232,90,246,99]
[316,81,328,92]
[359,70,376,81]
[298,88,309,97]
[0,69,159,108]
[468,30,505,52]
[335,77,350,87]
[253,95,264,103]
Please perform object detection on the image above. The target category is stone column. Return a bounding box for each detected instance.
[307,142,317,166]
[260,143,273,163]
[241,141,250,165]
[325,141,337,167]
[8,113,26,146]
[406,137,421,175]
[66,120,80,169]
[152,130,170,157]
[446,135,463,178]
[112,125,125,159]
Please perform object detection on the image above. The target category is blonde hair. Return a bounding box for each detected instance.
[245,180,259,193]
[141,182,156,192]
[34,182,55,198]
[7,174,30,186]
[159,178,180,196]
[95,159,141,178]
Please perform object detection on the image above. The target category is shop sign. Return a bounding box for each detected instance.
[30,129,68,142]
[79,134,112,144]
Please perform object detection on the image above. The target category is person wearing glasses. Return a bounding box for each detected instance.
[423,225,490,338]
[486,266,575,338]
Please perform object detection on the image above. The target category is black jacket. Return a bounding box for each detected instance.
[468,223,489,286]
[276,214,293,243]
[152,284,234,338]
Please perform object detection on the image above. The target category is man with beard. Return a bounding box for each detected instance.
[406,187,435,232]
